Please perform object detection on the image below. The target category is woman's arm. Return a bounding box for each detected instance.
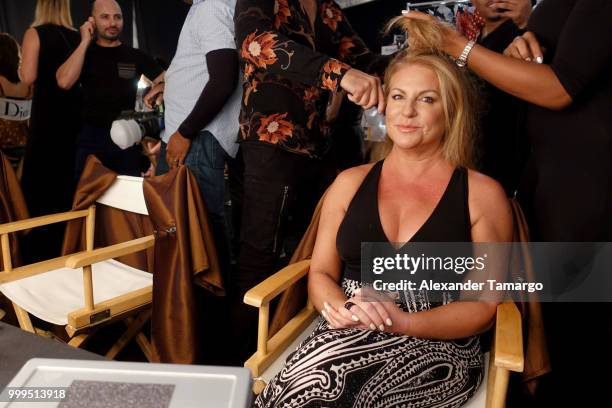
[308,172,353,311]
[404,11,572,110]
[387,173,514,339]
[445,34,572,110]
[19,28,40,86]
[308,167,375,329]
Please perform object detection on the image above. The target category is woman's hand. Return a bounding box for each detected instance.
[503,31,544,63]
[321,300,362,329]
[322,288,405,332]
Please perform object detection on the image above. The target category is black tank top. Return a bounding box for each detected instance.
[336,160,472,281]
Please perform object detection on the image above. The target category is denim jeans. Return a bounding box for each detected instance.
[156,131,231,282]
[76,123,148,179]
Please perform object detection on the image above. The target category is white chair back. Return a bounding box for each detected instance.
[96,176,148,215]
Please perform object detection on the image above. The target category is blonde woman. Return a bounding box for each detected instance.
[254,18,512,408]
[19,0,82,263]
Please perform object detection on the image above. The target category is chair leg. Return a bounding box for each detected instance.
[34,328,55,338]
[67,334,90,348]
[105,310,151,360]
[253,379,267,395]
[486,364,510,408]
[13,303,35,333]
[134,332,153,362]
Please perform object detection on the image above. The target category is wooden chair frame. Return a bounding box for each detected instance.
[244,259,525,408]
[0,203,155,361]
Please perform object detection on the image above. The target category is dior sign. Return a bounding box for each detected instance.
[0,97,31,121]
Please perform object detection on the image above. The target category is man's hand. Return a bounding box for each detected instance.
[489,0,532,29]
[503,31,544,63]
[144,82,165,109]
[166,131,191,169]
[80,17,95,45]
[340,69,385,113]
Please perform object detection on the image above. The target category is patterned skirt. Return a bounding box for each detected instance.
[254,279,483,408]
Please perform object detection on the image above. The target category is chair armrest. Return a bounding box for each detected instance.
[0,209,89,235]
[244,259,311,308]
[65,235,155,269]
[493,301,524,372]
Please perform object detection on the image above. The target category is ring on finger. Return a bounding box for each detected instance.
[344,301,357,310]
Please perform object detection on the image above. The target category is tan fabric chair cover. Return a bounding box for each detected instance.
[0,151,29,268]
[509,199,551,393]
[62,156,224,363]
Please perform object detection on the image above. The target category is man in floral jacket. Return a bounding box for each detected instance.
[232,0,389,361]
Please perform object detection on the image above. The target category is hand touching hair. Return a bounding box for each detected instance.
[386,14,446,53]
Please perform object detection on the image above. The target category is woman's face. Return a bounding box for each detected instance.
[385,63,446,154]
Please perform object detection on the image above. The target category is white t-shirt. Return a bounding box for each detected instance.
[162,0,241,157]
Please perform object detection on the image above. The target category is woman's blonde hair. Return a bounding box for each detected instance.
[373,16,478,168]
[31,0,73,29]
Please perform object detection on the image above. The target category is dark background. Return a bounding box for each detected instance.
[0,0,413,64]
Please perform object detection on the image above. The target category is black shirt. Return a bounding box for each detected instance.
[477,19,524,196]
[235,0,388,158]
[80,43,162,128]
[521,0,612,241]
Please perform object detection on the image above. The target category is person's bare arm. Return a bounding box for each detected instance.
[446,33,572,110]
[404,11,572,110]
[308,167,374,329]
[19,28,40,86]
[56,18,94,90]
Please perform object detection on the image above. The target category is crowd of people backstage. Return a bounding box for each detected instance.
[1,0,610,406]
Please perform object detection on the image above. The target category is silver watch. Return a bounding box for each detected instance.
[456,40,476,68]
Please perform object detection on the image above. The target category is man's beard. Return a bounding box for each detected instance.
[98,29,121,41]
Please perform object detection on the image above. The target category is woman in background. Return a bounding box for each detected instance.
[0,33,31,171]
[19,0,82,262]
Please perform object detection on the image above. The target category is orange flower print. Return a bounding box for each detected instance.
[303,88,319,103]
[320,59,349,91]
[323,59,347,75]
[257,113,294,144]
[321,76,337,91]
[241,31,279,69]
[321,2,342,31]
[244,63,255,80]
[274,0,291,29]
[339,36,355,59]
[243,79,259,106]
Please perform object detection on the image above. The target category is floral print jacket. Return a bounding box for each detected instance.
[235,0,389,158]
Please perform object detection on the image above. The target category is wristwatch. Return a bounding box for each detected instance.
[456,40,476,68]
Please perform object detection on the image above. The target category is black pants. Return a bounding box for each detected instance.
[75,123,148,178]
[229,142,334,364]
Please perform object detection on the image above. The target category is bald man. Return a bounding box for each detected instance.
[57,0,164,177]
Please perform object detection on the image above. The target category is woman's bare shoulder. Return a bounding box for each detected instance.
[324,163,376,210]
[466,169,513,238]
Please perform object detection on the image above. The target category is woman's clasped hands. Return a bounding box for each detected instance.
[321,288,407,334]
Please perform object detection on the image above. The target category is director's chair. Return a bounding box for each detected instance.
[244,259,524,408]
[0,175,156,360]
